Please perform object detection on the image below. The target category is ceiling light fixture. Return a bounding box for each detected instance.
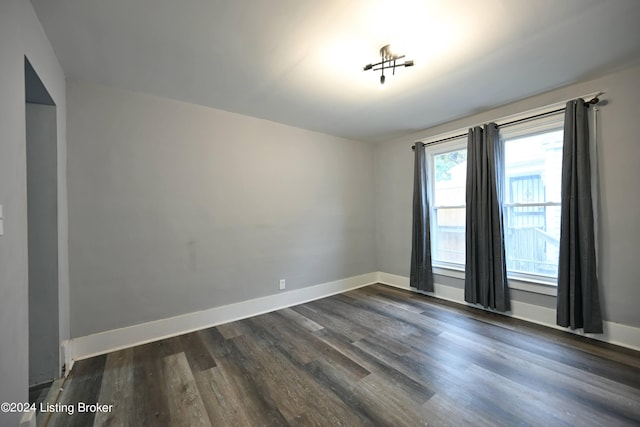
[363,44,414,85]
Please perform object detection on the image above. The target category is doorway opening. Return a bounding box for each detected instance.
[25,57,60,394]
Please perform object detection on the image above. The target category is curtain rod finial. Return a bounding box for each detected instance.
[587,91,605,106]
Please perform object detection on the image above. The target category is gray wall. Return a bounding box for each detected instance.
[375,64,640,328]
[0,1,68,425]
[67,82,376,337]
[27,103,59,385]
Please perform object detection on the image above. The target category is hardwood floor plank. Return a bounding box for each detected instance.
[355,332,413,357]
[301,359,379,426]
[231,332,368,426]
[249,312,371,382]
[421,393,497,427]
[49,354,106,427]
[430,308,640,390]
[93,348,133,427]
[246,313,318,365]
[213,337,290,426]
[194,366,253,427]
[161,352,212,427]
[438,330,640,426]
[216,321,246,340]
[463,363,576,427]
[350,374,432,426]
[229,334,310,423]
[440,328,640,408]
[131,341,171,427]
[176,331,217,373]
[277,307,324,332]
[198,327,233,360]
[323,294,422,339]
[338,290,443,337]
[291,303,371,342]
[312,328,435,404]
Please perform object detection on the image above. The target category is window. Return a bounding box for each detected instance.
[502,116,564,283]
[425,111,565,287]
[428,140,467,268]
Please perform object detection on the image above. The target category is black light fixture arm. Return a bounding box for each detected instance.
[365,55,405,71]
[363,44,414,84]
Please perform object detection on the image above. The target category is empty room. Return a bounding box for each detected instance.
[2,0,640,426]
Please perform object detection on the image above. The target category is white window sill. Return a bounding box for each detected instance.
[508,278,557,296]
[433,265,558,296]
[433,265,465,279]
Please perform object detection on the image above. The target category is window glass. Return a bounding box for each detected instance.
[503,128,563,281]
[432,147,467,265]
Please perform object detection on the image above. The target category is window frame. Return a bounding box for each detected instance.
[426,137,468,271]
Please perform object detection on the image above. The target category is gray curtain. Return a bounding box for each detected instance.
[557,100,603,333]
[464,124,510,312]
[410,142,434,292]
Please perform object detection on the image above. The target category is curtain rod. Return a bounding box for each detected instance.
[412,95,601,150]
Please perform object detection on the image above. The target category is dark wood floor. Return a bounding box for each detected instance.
[29,380,53,416]
[44,284,640,426]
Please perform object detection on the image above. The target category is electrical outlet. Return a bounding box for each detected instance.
[279,279,286,290]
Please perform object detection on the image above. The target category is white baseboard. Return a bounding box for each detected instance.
[378,272,411,290]
[376,272,640,351]
[69,271,640,361]
[70,272,377,361]
[60,340,73,376]
[19,410,35,427]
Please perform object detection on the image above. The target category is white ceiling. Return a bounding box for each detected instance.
[31,0,640,143]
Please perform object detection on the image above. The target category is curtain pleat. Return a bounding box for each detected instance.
[464,124,510,312]
[410,142,434,292]
[557,100,603,333]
